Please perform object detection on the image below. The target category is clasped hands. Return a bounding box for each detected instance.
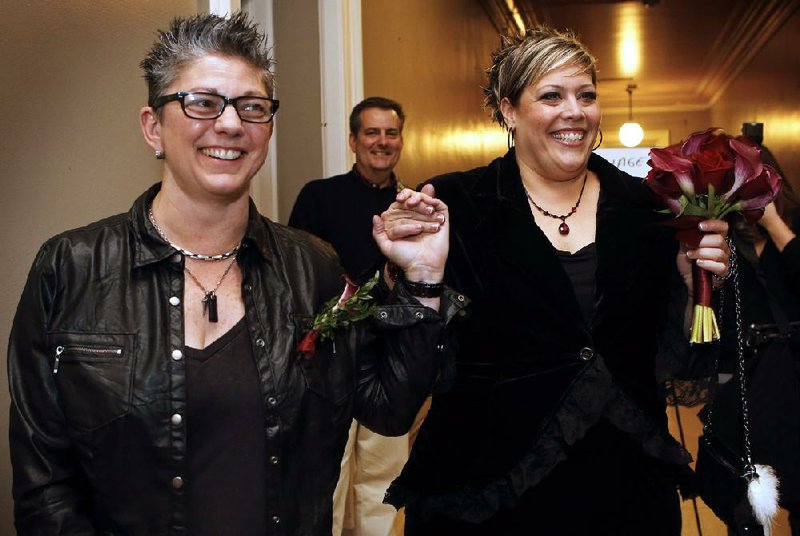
[372,184,448,285]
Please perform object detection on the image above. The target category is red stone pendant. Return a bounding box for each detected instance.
[558,222,570,235]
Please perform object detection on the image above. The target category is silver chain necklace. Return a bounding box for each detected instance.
[148,206,241,261]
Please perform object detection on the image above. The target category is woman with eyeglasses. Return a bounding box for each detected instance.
[8,13,452,536]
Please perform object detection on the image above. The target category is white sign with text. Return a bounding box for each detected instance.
[595,148,653,178]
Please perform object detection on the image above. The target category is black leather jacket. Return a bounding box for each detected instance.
[8,184,465,535]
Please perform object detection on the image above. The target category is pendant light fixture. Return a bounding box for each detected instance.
[618,83,644,147]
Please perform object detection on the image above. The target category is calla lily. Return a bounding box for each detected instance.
[721,168,780,219]
[335,275,359,311]
[725,137,764,200]
[649,148,696,198]
[681,127,720,156]
[645,170,684,214]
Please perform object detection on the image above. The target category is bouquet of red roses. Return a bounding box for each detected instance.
[645,128,782,344]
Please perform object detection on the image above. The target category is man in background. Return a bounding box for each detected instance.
[289,96,409,535]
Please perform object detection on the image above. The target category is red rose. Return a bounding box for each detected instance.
[692,149,734,193]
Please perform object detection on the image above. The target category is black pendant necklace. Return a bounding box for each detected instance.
[523,171,588,235]
[184,257,237,322]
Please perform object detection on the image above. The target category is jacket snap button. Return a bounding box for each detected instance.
[170,413,182,425]
[272,515,281,524]
[379,311,388,319]
[414,311,424,319]
[169,296,180,306]
[170,253,182,263]
[457,294,465,302]
[172,476,184,489]
[579,347,594,361]
[256,338,266,347]
[268,396,277,406]
[171,349,183,361]
[270,455,279,465]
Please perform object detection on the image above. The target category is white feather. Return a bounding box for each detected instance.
[748,464,780,535]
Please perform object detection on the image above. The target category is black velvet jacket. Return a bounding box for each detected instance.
[8,184,465,536]
[386,150,692,522]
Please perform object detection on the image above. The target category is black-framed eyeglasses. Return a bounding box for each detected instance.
[152,91,279,124]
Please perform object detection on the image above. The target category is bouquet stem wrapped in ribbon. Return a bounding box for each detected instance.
[645,128,781,344]
[296,271,379,358]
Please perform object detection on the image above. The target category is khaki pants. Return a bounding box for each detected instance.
[332,398,431,536]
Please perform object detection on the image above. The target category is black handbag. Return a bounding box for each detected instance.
[696,433,763,534]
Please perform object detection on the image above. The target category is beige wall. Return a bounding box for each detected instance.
[273,0,324,223]
[0,1,196,531]
[710,9,800,193]
[362,0,506,187]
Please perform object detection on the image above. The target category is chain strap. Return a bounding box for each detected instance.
[705,236,756,479]
[731,237,757,478]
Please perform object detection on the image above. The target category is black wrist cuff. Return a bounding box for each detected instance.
[387,262,444,298]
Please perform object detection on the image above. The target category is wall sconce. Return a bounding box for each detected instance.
[619,84,644,147]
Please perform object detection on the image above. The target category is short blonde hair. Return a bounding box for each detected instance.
[483,26,597,129]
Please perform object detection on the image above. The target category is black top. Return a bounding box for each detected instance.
[288,166,399,279]
[556,242,598,326]
[185,317,267,535]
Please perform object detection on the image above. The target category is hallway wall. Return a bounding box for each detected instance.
[710,8,800,193]
[273,0,324,222]
[0,2,197,531]
[362,0,506,186]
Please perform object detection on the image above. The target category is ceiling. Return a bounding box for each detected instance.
[478,0,799,115]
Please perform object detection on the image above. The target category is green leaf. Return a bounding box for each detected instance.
[311,271,381,342]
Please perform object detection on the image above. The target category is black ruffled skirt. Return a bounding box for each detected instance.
[388,357,690,535]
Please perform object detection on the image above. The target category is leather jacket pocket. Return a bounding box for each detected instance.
[48,332,135,432]
[292,314,354,406]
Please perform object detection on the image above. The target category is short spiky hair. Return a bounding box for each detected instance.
[349,96,405,135]
[140,12,275,107]
[483,26,597,129]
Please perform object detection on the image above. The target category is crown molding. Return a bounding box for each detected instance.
[699,0,800,105]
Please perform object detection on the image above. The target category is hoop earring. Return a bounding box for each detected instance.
[507,127,515,150]
[155,150,165,160]
[592,128,603,151]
